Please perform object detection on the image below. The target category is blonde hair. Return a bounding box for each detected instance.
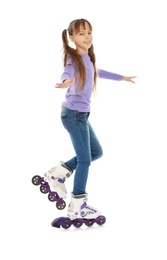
[62,18,97,91]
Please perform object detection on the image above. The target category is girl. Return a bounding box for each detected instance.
[44,18,136,220]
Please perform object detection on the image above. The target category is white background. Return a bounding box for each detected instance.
[0,0,167,259]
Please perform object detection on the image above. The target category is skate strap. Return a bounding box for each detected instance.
[61,162,73,174]
[85,206,97,213]
[81,202,87,209]
[50,176,65,183]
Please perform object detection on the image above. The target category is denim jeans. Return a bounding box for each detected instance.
[61,106,103,195]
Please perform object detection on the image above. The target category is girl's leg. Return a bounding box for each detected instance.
[61,107,91,195]
[65,156,77,171]
[70,115,91,195]
[65,121,103,169]
[61,107,103,195]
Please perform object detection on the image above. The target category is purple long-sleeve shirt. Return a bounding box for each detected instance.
[61,54,123,112]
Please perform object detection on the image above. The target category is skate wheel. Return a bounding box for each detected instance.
[73,220,83,228]
[85,219,94,227]
[61,219,71,229]
[48,192,57,202]
[40,185,48,194]
[56,200,66,210]
[32,175,41,185]
[96,215,106,226]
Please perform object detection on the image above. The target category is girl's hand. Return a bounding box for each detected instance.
[123,76,137,84]
[55,77,75,88]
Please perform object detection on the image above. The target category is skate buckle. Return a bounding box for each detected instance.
[58,178,65,183]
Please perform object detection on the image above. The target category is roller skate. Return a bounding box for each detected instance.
[51,193,106,229]
[31,162,73,210]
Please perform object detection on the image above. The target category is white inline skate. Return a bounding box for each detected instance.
[43,161,73,199]
[51,193,106,229]
[32,161,73,210]
[67,193,101,220]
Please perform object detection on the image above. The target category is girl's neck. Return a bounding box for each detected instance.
[76,48,88,55]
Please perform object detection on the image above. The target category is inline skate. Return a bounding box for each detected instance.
[51,193,106,228]
[32,161,73,210]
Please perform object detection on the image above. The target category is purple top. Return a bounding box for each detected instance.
[61,54,123,112]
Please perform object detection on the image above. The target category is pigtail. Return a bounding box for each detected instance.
[62,29,70,66]
[62,29,78,66]
[88,45,97,92]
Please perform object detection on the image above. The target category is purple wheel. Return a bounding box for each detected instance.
[85,219,94,227]
[96,215,106,226]
[32,175,41,185]
[73,220,83,228]
[40,185,49,194]
[48,192,57,202]
[56,200,66,210]
[61,219,72,229]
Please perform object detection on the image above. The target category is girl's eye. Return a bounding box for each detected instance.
[79,31,92,36]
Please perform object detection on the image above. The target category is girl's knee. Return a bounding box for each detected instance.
[97,147,103,159]
[92,146,103,161]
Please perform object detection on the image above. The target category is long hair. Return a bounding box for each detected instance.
[62,19,97,91]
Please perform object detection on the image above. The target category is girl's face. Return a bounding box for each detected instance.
[69,22,93,54]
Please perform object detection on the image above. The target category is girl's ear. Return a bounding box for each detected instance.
[69,35,75,42]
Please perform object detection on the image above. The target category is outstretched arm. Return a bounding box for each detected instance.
[98,69,137,83]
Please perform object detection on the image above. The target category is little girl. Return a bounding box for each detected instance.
[44,18,136,220]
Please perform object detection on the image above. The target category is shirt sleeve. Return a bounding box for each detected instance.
[61,59,76,82]
[98,69,123,81]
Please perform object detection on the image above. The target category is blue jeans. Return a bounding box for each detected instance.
[61,106,103,195]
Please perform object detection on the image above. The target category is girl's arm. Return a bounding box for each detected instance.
[55,58,75,88]
[98,69,136,84]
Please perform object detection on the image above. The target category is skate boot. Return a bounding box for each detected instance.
[51,193,106,229]
[43,161,73,199]
[67,193,101,220]
[32,162,73,210]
